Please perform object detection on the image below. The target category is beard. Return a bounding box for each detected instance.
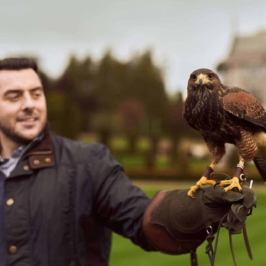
[0,119,46,145]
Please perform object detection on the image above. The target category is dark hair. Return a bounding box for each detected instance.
[0,58,39,73]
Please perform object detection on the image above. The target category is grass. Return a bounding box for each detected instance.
[116,155,146,168]
[116,154,172,168]
[110,181,266,266]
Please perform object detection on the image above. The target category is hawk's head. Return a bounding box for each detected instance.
[187,68,221,96]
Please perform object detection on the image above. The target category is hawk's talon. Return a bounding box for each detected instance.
[214,181,221,188]
[187,185,199,198]
[222,187,240,195]
[187,176,216,197]
[219,176,242,192]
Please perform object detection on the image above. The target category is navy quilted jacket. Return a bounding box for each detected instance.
[2,129,152,266]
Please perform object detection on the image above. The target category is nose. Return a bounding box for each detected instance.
[21,93,35,110]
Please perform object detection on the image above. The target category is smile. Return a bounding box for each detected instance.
[17,117,38,122]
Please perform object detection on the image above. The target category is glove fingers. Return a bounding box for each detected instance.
[221,190,244,202]
[241,186,257,208]
[223,203,250,234]
[203,186,244,205]
[231,204,248,222]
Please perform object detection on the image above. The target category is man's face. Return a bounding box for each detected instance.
[0,69,47,145]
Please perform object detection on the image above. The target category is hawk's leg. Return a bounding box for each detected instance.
[218,159,244,192]
[187,165,216,197]
[219,131,257,192]
[187,143,225,197]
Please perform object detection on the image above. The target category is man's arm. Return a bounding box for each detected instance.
[89,143,154,250]
[142,185,256,255]
[142,190,184,254]
[88,143,256,255]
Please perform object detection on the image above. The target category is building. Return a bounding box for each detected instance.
[217,30,266,107]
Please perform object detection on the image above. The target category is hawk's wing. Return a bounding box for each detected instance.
[222,87,266,129]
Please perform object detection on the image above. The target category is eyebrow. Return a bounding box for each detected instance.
[29,86,43,92]
[3,86,43,96]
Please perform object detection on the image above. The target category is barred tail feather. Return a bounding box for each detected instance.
[253,156,266,182]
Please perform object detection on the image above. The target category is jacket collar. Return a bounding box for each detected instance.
[21,124,55,170]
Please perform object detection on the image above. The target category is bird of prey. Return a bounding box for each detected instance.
[183,68,266,197]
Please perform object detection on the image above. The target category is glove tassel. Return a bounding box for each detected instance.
[228,222,253,266]
[205,212,229,266]
[243,223,253,260]
[229,233,237,266]
[190,250,198,266]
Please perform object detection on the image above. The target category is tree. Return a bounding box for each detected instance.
[47,54,99,139]
[168,92,201,166]
[128,50,170,135]
[64,55,99,132]
[94,50,127,112]
[118,98,146,153]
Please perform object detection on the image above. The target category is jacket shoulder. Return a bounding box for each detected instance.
[51,135,111,165]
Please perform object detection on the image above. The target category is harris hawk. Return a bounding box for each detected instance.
[183,68,266,197]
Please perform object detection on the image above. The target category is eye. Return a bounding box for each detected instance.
[190,74,197,80]
[31,90,43,98]
[33,92,41,98]
[208,74,213,79]
[7,94,20,101]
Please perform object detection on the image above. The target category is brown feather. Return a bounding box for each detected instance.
[183,68,266,180]
[223,88,266,124]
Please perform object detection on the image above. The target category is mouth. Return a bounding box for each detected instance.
[17,117,38,125]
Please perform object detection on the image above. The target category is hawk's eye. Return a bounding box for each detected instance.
[191,74,197,80]
[208,74,213,79]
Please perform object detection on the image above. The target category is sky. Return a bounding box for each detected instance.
[1,0,266,96]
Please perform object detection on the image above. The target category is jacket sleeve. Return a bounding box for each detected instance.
[88,143,154,251]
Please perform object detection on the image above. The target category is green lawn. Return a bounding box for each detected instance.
[110,182,266,266]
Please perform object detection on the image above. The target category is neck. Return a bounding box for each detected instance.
[0,134,21,159]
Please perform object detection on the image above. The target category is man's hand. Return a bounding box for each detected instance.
[142,184,256,255]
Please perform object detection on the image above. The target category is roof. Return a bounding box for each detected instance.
[217,30,266,71]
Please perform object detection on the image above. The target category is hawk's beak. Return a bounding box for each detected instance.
[195,74,209,85]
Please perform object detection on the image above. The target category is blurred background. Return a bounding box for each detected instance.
[1,0,266,265]
[1,0,266,181]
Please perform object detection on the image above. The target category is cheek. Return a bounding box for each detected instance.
[37,98,47,112]
[41,103,47,116]
[0,104,19,118]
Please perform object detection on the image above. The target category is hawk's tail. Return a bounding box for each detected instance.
[253,156,266,182]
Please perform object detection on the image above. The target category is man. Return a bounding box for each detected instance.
[0,58,255,266]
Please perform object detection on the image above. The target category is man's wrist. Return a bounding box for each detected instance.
[142,190,183,254]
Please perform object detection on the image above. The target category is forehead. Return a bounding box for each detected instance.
[0,69,42,91]
[191,69,213,76]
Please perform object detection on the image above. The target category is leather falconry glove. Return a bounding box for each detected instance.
[143,184,256,266]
